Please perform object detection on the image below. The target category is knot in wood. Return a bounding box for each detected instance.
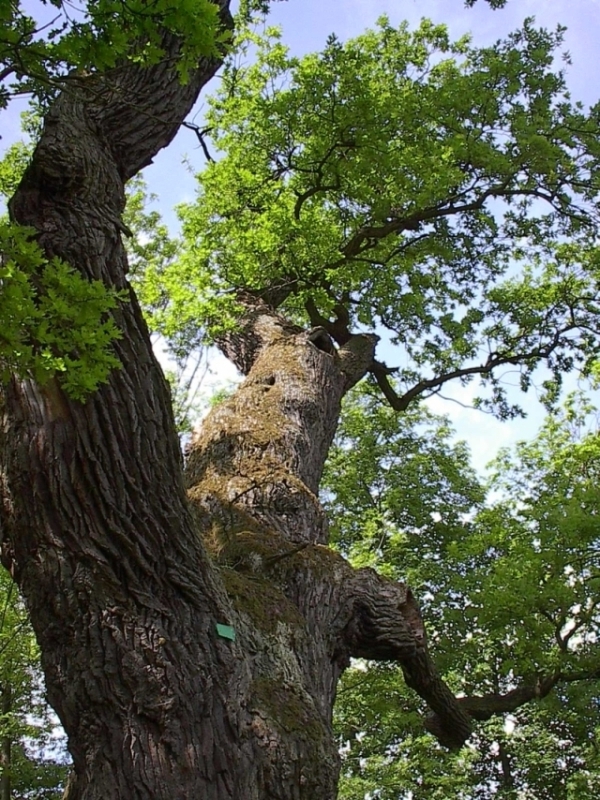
[306,327,336,355]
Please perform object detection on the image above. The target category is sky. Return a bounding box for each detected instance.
[143,0,600,229]
[4,0,600,474]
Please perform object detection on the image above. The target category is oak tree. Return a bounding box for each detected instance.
[2,1,600,798]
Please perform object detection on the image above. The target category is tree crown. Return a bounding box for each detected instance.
[162,17,600,416]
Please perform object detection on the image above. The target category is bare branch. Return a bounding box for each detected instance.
[372,326,579,412]
[182,122,215,163]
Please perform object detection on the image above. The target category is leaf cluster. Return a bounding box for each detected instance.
[326,388,600,798]
[0,0,225,110]
[0,221,123,398]
[171,17,600,415]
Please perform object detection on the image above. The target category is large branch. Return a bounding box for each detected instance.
[371,325,578,412]
[306,291,581,415]
[93,7,233,180]
[338,178,516,260]
[220,533,475,750]
[458,664,600,721]
[337,568,473,750]
[218,293,377,388]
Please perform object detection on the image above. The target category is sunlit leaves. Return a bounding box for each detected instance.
[0,221,122,398]
[170,17,600,415]
[0,140,31,199]
[323,384,483,578]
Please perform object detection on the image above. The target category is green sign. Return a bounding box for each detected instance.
[216,623,236,641]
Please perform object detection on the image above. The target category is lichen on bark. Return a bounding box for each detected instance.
[185,295,473,762]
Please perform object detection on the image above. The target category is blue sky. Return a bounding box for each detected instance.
[142,0,600,231]
[3,0,600,471]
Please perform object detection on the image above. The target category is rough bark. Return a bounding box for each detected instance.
[186,298,473,752]
[1,7,472,800]
[0,8,269,798]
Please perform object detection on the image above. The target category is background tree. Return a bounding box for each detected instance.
[330,390,600,799]
[3,1,600,798]
[0,570,67,800]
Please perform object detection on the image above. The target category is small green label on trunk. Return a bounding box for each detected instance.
[216,623,236,641]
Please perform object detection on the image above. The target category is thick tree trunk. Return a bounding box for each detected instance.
[186,298,473,757]
[0,9,266,798]
[0,7,472,799]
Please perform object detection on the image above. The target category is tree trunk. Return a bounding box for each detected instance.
[0,7,472,799]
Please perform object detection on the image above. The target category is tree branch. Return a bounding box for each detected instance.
[182,122,215,163]
[0,65,15,84]
[457,663,600,721]
[294,178,340,220]
[370,327,578,412]
[292,136,353,219]
[337,569,473,750]
[70,5,232,180]
[305,297,353,345]
[458,673,561,720]
[340,177,515,259]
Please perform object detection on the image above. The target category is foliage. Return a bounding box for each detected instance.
[0,123,121,400]
[466,0,508,7]
[123,176,201,360]
[0,569,68,798]
[0,0,228,399]
[169,17,600,417]
[0,0,226,111]
[326,388,600,799]
[323,384,484,575]
[0,140,31,200]
[0,220,123,399]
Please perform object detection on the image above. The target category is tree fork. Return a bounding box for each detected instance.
[1,6,475,799]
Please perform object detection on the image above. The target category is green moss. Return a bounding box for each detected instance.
[221,567,305,634]
[250,676,327,740]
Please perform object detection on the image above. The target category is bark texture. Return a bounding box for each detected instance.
[186,297,473,756]
[0,9,265,798]
[1,6,471,799]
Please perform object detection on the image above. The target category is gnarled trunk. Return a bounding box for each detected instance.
[185,298,472,767]
[0,7,471,798]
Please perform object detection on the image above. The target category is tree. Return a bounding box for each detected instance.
[2,3,600,799]
[0,570,67,800]
[328,390,600,799]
